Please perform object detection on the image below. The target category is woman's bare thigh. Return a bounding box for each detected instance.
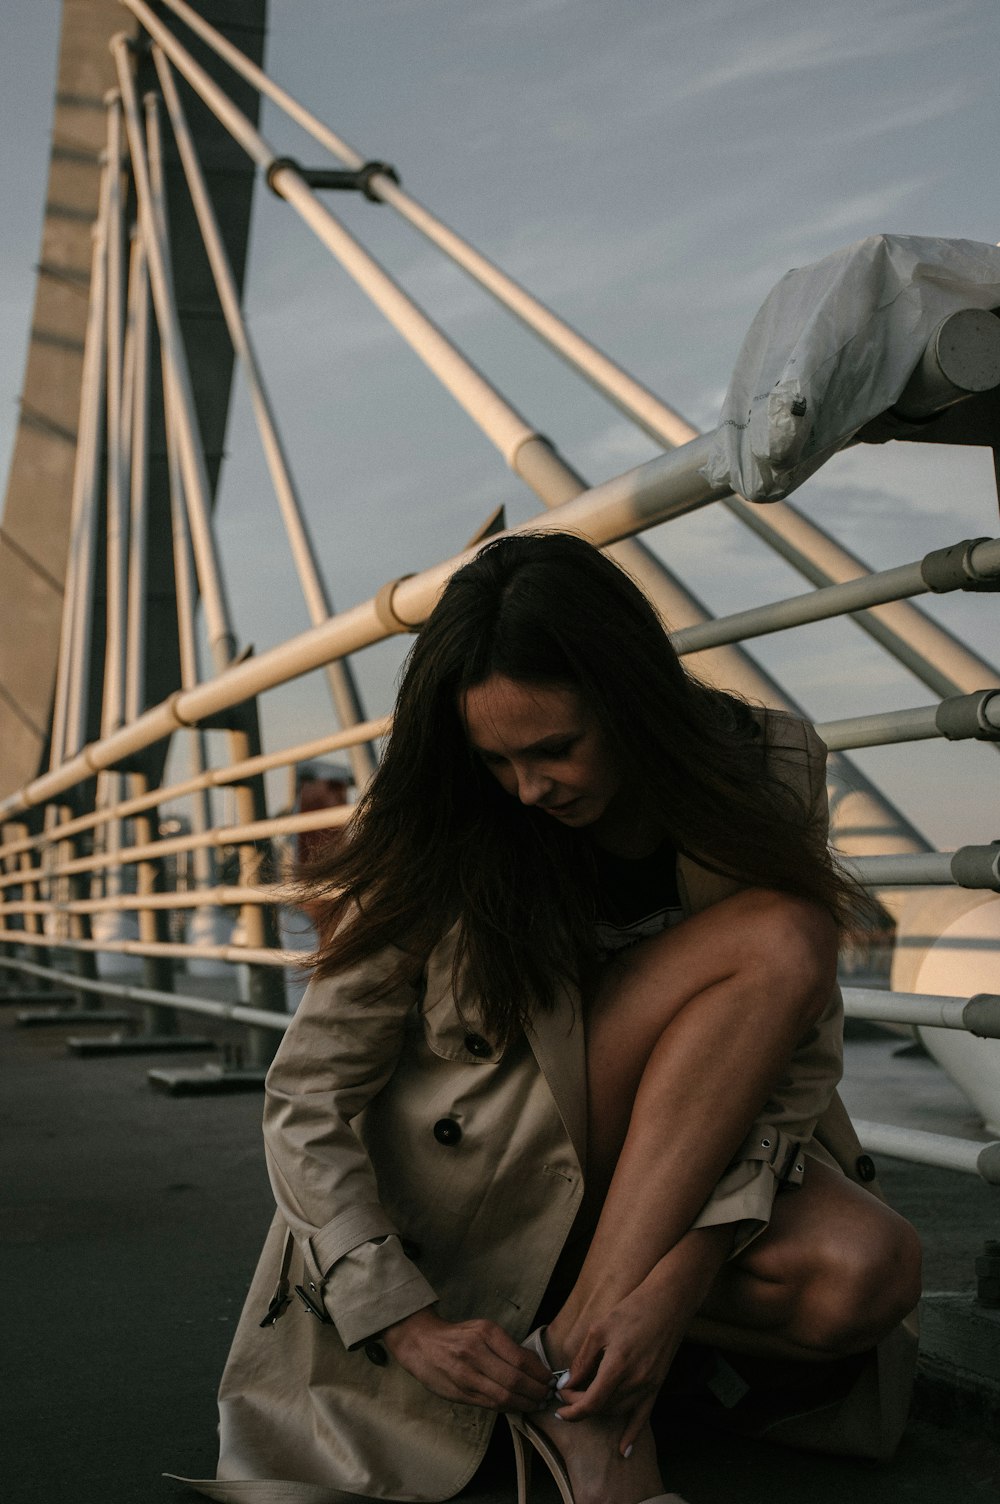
[581,889,837,1201]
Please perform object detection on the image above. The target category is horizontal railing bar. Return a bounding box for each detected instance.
[4,685,994,866]
[0,431,723,821]
[842,986,1000,1038]
[817,706,940,750]
[0,715,390,862]
[1,885,287,915]
[670,537,1000,656]
[0,956,292,1032]
[0,928,308,969]
[842,847,1000,890]
[816,690,1000,750]
[0,806,351,890]
[853,1118,1000,1184]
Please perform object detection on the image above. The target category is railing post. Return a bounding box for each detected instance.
[55,802,101,993]
[225,702,286,1070]
[16,823,50,976]
[128,771,179,1036]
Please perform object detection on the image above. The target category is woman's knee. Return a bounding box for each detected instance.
[790,1211,922,1355]
[729,889,838,1021]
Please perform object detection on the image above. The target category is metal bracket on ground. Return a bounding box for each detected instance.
[67,1032,215,1057]
[17,1006,133,1028]
[147,1059,267,1095]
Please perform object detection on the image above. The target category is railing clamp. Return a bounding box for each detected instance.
[373,575,418,635]
[920,536,1000,593]
[266,155,400,202]
[935,689,1000,742]
[950,842,1000,892]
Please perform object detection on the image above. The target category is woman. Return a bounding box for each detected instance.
[189,532,921,1504]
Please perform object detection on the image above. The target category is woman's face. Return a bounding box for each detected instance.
[460,673,623,831]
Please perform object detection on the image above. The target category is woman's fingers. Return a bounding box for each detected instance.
[395,1315,552,1411]
[619,1394,657,1457]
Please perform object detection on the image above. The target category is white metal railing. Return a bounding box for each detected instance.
[0,4,997,1185]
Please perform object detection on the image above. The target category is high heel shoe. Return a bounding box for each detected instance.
[507,1328,689,1504]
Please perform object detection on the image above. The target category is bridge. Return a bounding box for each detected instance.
[1,3,998,1501]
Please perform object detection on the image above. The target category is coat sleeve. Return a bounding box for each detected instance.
[263,948,439,1349]
[690,718,845,1255]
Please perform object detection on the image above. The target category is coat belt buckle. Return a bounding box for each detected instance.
[294,1283,333,1323]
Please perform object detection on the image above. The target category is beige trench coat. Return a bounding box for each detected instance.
[181,712,917,1504]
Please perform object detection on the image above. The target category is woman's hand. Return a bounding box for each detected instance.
[381,1306,552,1412]
[554,1225,734,1453]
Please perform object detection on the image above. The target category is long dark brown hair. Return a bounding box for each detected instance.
[303,532,864,1046]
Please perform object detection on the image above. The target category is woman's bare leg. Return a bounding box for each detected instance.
[526,884,908,1497]
[550,888,837,1360]
[691,1157,921,1362]
[521,888,841,1504]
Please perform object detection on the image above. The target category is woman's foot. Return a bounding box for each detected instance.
[528,1407,665,1504]
[522,1329,667,1504]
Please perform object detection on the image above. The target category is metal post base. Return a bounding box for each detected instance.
[16,1007,134,1027]
[67,1033,215,1057]
[147,1061,267,1095]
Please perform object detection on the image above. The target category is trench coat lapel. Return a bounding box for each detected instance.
[526,980,587,1173]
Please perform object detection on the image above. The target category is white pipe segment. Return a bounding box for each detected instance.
[843,986,1000,1037]
[51,164,110,769]
[126,0,1000,703]
[816,706,941,751]
[5,884,283,916]
[143,0,699,450]
[671,538,1000,655]
[852,1119,1000,1183]
[0,424,929,820]
[152,48,376,785]
[0,804,353,891]
[124,222,151,725]
[0,926,298,969]
[119,0,934,887]
[112,36,238,672]
[121,0,586,498]
[727,497,1000,697]
[101,92,129,740]
[0,714,390,863]
[842,853,959,886]
[0,955,295,1029]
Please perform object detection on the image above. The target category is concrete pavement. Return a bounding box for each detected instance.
[2,993,998,1504]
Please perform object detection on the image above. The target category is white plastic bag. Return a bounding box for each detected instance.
[700,234,1000,503]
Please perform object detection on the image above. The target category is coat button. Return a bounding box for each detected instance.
[855,1154,877,1182]
[364,1341,388,1367]
[464,1033,492,1058]
[433,1117,462,1145]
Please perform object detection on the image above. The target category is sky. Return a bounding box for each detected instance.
[0,0,997,845]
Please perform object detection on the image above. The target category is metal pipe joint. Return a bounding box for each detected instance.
[950,843,1000,891]
[963,994,1000,1040]
[921,536,1000,593]
[266,155,399,201]
[935,689,1000,741]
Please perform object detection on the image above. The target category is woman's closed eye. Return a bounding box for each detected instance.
[537,739,576,760]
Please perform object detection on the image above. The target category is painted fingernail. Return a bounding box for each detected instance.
[555,1370,571,1390]
[624,1444,634,1460]
[553,1411,565,1422]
